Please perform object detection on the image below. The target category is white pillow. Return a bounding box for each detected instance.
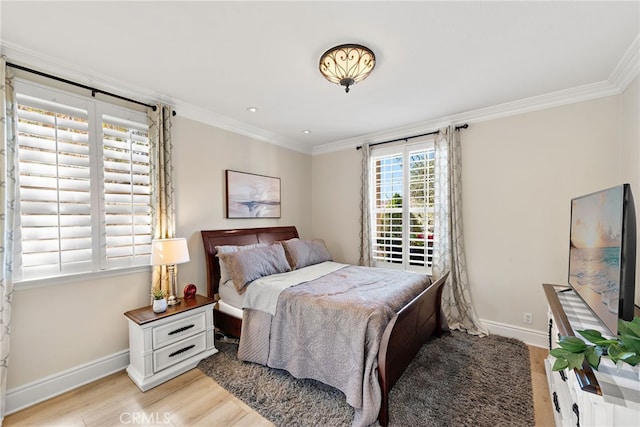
[216,243,266,287]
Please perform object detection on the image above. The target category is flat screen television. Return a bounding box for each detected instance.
[568,184,637,335]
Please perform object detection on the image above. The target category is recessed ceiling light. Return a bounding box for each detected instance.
[302,130,312,134]
[247,107,258,113]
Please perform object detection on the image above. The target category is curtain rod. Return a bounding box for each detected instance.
[356,123,468,150]
[7,62,176,116]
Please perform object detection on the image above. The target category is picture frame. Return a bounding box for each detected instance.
[225,170,281,218]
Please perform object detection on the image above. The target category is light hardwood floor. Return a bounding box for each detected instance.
[5,345,554,427]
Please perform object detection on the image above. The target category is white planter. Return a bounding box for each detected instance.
[152,298,167,313]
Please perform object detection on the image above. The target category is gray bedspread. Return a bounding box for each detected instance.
[237,265,431,427]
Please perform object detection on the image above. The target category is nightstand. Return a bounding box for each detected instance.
[124,294,217,391]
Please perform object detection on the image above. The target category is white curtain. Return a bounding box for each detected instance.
[433,125,488,336]
[358,143,373,267]
[148,105,176,298]
[0,56,17,422]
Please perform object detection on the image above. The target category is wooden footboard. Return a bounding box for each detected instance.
[377,271,449,426]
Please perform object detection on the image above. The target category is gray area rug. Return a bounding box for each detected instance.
[197,331,535,426]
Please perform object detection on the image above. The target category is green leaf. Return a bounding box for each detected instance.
[623,354,640,366]
[550,348,570,358]
[619,318,640,339]
[557,336,588,353]
[552,357,569,371]
[577,329,616,347]
[607,343,629,363]
[578,329,604,342]
[564,352,585,370]
[620,335,640,355]
[584,346,602,370]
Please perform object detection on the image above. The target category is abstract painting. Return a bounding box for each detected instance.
[225,170,281,218]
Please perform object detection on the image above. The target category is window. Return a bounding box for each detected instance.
[13,80,152,283]
[370,141,435,272]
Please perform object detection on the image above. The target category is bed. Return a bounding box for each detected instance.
[201,226,448,426]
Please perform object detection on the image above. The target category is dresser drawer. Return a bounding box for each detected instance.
[152,312,206,349]
[153,332,207,372]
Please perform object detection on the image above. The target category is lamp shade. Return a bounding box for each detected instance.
[150,238,190,266]
[319,44,375,93]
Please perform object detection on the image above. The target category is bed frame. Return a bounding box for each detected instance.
[201,226,447,426]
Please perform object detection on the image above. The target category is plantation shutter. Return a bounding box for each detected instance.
[101,111,152,268]
[13,80,152,283]
[372,152,404,264]
[371,142,434,272]
[15,92,94,280]
[407,147,435,269]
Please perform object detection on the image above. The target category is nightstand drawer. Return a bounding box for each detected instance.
[153,332,207,372]
[152,312,206,349]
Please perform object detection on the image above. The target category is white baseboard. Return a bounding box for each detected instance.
[6,350,129,415]
[480,319,548,348]
[4,321,546,415]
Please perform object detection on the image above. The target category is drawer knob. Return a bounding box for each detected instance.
[169,344,195,358]
[168,324,195,335]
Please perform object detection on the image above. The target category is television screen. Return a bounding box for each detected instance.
[568,184,636,335]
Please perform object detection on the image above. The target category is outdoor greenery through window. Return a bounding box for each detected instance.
[371,141,435,272]
[13,79,152,283]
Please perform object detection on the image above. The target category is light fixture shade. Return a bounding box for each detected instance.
[319,44,375,93]
[150,238,190,266]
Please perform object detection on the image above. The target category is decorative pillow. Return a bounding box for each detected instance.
[216,243,266,286]
[282,238,332,270]
[217,243,291,294]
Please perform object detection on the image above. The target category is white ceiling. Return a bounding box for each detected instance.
[1,1,639,154]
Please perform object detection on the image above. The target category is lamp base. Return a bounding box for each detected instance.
[167,295,180,306]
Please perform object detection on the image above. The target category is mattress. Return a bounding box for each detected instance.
[218,279,244,310]
[218,300,242,319]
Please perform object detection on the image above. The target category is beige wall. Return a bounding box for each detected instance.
[462,96,622,331]
[7,116,312,390]
[171,117,313,295]
[8,271,150,389]
[312,89,637,337]
[311,148,362,264]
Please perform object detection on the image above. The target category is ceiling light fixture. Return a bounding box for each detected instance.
[247,107,258,112]
[319,44,375,93]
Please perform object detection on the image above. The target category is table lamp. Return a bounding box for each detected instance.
[151,238,190,306]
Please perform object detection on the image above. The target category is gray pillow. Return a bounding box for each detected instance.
[216,243,266,286]
[217,243,291,294]
[282,238,332,270]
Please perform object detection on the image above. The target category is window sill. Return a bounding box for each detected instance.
[13,265,152,291]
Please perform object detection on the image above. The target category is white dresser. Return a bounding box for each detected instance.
[124,295,218,391]
[543,284,640,427]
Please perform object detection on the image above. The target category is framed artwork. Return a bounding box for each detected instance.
[225,170,281,218]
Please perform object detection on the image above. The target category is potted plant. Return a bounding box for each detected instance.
[151,288,167,313]
[551,316,640,372]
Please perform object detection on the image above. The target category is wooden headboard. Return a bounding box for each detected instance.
[200,226,299,298]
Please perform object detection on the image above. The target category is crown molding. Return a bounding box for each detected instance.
[1,42,164,106]
[312,33,640,156]
[311,80,620,155]
[609,33,640,93]
[0,41,311,155]
[172,100,310,154]
[4,33,637,159]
